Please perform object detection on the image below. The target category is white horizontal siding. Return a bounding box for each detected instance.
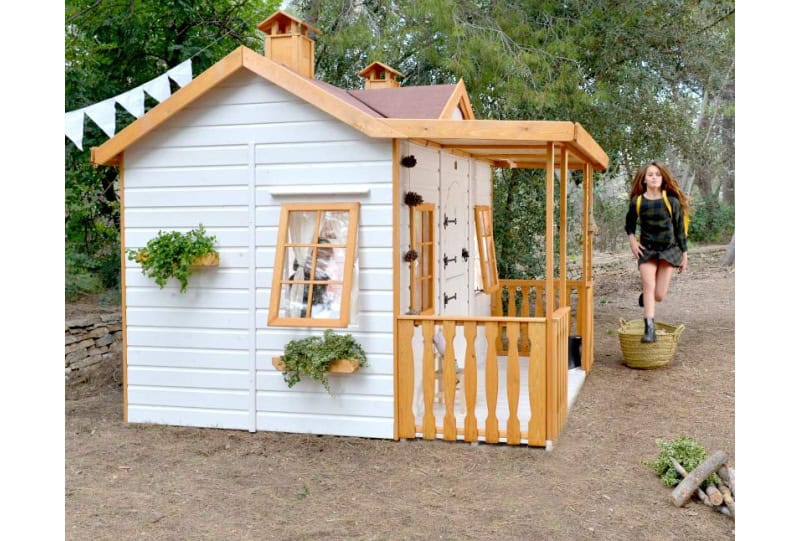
[128,347,249,370]
[256,412,393,439]
[127,366,249,390]
[122,68,395,437]
[128,387,249,410]
[125,207,249,228]
[256,391,393,417]
[129,406,249,430]
[257,372,393,396]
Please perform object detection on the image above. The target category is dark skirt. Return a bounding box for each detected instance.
[638,243,683,268]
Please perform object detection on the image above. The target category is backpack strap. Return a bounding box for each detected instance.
[661,190,673,217]
[636,195,642,216]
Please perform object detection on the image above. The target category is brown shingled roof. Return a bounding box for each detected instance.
[309,79,458,119]
[348,85,458,119]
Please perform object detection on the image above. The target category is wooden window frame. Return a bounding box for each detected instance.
[409,203,436,315]
[474,205,500,293]
[268,202,360,327]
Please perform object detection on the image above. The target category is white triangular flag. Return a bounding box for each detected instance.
[65,109,85,150]
[115,85,145,118]
[84,98,117,138]
[142,73,171,103]
[167,59,193,88]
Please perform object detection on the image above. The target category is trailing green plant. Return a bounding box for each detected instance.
[279,330,368,394]
[127,224,217,293]
[642,436,720,489]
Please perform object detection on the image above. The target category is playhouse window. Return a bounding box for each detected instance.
[409,203,435,314]
[268,203,360,327]
[474,205,499,293]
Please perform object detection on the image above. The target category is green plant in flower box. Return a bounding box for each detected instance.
[278,330,368,394]
[127,224,218,293]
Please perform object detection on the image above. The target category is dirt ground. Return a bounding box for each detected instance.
[65,245,734,540]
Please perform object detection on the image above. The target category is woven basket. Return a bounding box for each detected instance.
[618,318,685,369]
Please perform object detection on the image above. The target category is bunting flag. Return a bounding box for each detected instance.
[65,59,192,150]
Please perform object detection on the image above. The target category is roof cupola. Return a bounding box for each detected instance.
[257,11,321,78]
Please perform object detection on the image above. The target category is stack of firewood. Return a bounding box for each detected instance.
[670,450,735,519]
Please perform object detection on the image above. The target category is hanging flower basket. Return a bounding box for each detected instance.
[271,357,360,374]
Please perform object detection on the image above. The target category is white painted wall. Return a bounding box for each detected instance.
[124,69,394,437]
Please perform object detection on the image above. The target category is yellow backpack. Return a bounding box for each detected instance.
[636,191,690,236]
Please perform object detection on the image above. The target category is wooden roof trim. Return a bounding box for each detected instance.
[382,119,576,142]
[358,61,405,78]
[257,10,322,35]
[91,47,246,166]
[438,79,476,120]
[574,123,609,169]
[241,49,403,138]
[91,47,408,165]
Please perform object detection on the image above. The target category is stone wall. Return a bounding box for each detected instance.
[65,314,122,383]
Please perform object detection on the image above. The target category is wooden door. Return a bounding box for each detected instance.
[439,156,470,316]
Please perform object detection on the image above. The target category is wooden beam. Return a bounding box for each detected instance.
[381,119,576,142]
[119,156,128,423]
[574,123,609,170]
[440,144,549,151]
[544,142,556,440]
[559,147,568,312]
[438,79,476,120]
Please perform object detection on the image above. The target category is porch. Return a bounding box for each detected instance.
[395,279,594,447]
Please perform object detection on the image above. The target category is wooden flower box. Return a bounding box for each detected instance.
[134,251,219,267]
[271,357,361,373]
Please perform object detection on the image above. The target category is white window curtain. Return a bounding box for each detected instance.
[286,212,317,317]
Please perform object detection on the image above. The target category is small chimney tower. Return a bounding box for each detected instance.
[257,11,321,78]
[359,61,404,90]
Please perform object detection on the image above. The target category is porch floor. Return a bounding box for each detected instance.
[413,356,586,444]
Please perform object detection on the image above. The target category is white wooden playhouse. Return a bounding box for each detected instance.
[92,11,608,447]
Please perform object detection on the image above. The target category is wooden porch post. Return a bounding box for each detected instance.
[559,147,568,312]
[545,142,556,442]
[582,163,594,372]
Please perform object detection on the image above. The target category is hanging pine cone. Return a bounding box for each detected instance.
[404,191,423,206]
[403,249,419,262]
[400,155,417,168]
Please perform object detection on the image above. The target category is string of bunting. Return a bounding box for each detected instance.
[64,59,193,151]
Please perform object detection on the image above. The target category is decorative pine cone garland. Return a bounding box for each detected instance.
[404,191,423,206]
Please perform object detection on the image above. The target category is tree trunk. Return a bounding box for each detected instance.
[720,233,734,266]
[670,451,728,507]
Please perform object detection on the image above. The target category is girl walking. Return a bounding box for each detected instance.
[625,161,690,342]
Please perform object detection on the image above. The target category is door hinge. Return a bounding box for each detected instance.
[443,254,457,268]
[444,292,457,306]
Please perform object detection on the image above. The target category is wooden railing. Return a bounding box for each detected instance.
[395,309,570,446]
[492,279,594,371]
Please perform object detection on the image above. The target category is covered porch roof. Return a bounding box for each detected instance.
[382,119,608,171]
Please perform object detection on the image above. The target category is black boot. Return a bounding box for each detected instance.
[641,318,656,343]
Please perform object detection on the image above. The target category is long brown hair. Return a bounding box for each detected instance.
[629,161,691,216]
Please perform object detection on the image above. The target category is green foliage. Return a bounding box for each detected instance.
[643,436,720,489]
[65,0,281,299]
[688,196,734,244]
[127,225,217,293]
[279,330,368,394]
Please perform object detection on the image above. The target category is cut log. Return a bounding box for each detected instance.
[716,505,732,518]
[704,483,724,506]
[670,451,728,507]
[669,457,712,506]
[718,464,735,497]
[718,483,735,519]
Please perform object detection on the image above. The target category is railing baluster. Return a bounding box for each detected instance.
[506,322,521,445]
[535,285,544,317]
[508,286,518,317]
[397,319,416,439]
[484,322,499,443]
[422,321,436,439]
[527,321,546,446]
[463,322,478,441]
[442,321,457,441]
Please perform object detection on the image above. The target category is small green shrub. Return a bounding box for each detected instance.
[643,436,720,489]
[279,330,368,394]
[127,225,217,292]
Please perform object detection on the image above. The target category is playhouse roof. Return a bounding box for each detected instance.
[91,46,608,170]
